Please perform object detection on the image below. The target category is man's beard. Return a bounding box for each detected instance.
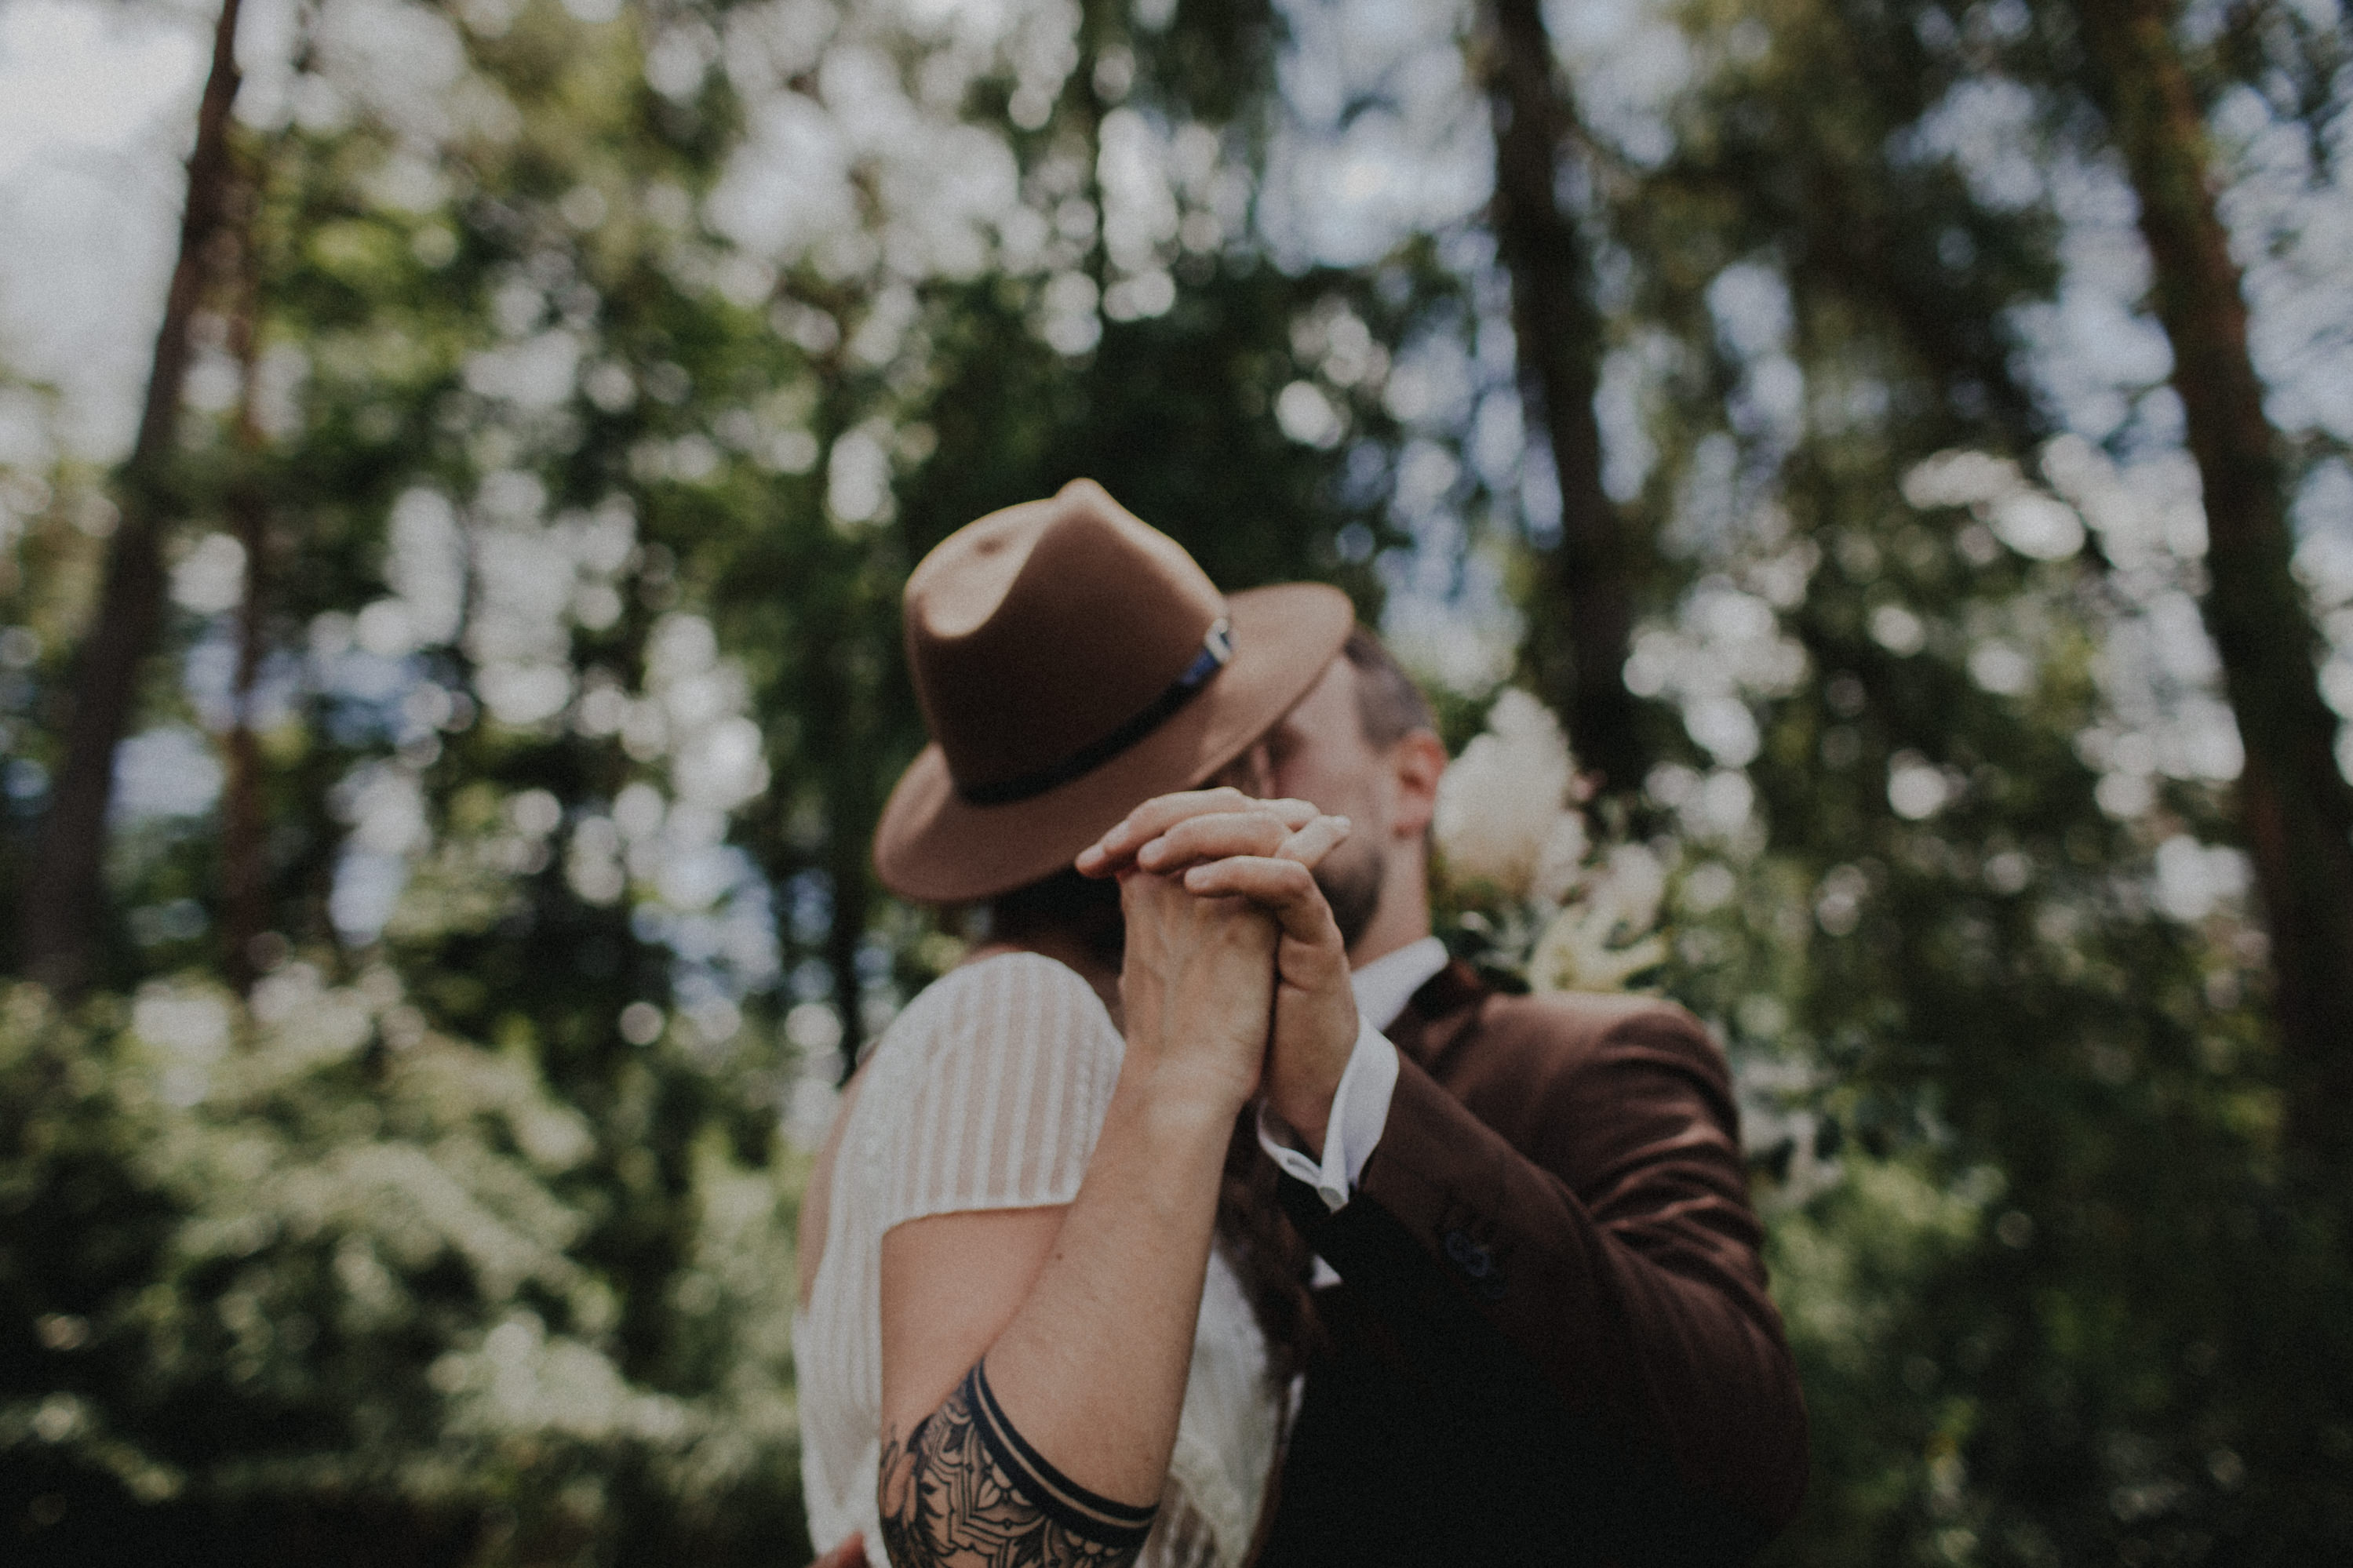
[1313,839,1386,953]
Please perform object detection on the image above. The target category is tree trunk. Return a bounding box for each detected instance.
[2073,0,2353,1184]
[1477,0,1649,799]
[17,0,246,993]
[222,154,272,992]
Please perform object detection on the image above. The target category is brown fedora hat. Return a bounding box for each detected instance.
[872,478,1353,903]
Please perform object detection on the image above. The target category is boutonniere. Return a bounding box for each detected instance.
[1431,689,1666,994]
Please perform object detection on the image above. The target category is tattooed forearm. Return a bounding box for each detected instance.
[878,1361,1158,1568]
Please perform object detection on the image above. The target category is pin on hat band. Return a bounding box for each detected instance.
[956,618,1234,807]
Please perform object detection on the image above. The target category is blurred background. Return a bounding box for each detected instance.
[1,0,2349,1559]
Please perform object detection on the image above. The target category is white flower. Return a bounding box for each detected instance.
[1528,904,1666,995]
[1437,689,1670,996]
[1528,843,1668,994]
[1435,689,1576,899]
[1586,842,1668,936]
[1529,813,1592,908]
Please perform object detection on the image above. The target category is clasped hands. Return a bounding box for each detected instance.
[1078,788,1360,1155]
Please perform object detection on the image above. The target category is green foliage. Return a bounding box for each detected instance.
[0,977,803,1565]
[1514,0,2353,1551]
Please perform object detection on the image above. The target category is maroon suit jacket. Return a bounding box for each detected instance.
[1254,962,1808,1566]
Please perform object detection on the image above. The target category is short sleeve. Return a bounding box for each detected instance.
[874,953,1126,1234]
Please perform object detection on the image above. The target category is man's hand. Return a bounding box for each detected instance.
[1081,790,1360,1155]
[1075,788,1316,878]
[810,1531,869,1568]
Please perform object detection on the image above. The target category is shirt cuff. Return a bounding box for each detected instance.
[1255,1013,1401,1212]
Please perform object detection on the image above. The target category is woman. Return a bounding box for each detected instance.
[794,482,1356,1568]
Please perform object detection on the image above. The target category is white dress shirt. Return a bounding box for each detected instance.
[1255,936,1450,1214]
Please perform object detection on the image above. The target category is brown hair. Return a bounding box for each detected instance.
[1341,625,1436,748]
[985,867,1124,973]
[1218,1118,1324,1388]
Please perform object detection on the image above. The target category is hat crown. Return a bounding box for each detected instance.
[905,481,1225,795]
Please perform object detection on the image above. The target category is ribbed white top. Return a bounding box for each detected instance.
[796,951,1278,1568]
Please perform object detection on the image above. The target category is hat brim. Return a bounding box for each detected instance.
[872,582,1356,904]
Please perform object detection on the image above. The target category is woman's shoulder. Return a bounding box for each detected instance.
[849,948,1127,1225]
[925,947,1113,1019]
[878,948,1119,1068]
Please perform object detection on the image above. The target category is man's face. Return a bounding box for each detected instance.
[1219,657,1393,950]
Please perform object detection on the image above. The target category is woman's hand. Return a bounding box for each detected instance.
[1116,857,1280,1120]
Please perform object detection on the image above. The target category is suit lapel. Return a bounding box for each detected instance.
[1388,959,1488,1084]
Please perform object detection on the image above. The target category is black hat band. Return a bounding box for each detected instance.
[955,618,1234,807]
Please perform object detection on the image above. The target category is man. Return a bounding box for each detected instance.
[1080,628,1808,1565]
[812,576,1805,1566]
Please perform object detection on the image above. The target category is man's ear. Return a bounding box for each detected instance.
[1389,729,1448,839]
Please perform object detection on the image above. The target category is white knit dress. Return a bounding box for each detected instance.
[795,951,1281,1568]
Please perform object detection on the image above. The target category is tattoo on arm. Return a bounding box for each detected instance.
[879,1361,1159,1568]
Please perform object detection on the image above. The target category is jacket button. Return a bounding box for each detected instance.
[1442,1228,1495,1279]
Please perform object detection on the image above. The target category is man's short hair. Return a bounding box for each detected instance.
[1341,626,1435,750]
